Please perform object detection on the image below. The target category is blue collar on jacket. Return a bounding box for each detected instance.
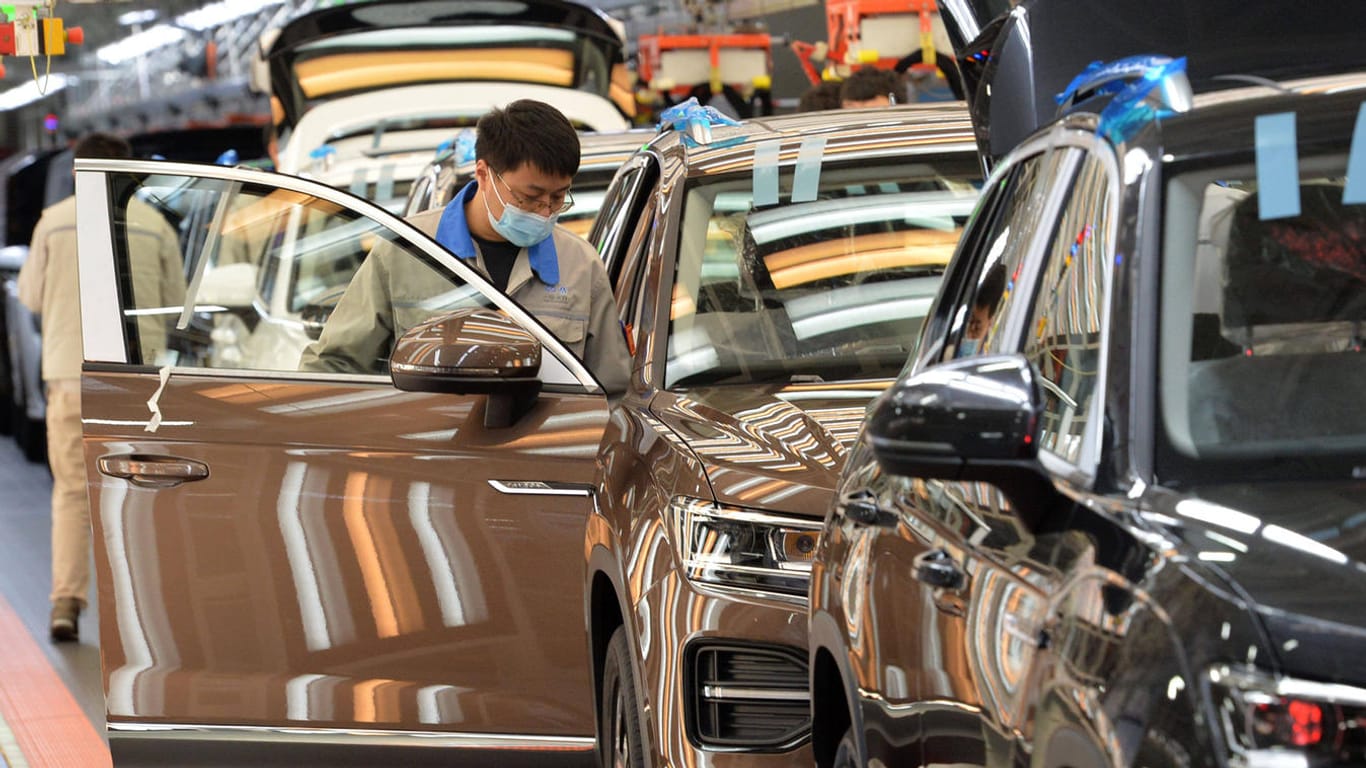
[434,180,560,286]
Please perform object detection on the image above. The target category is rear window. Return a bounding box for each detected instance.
[1160,152,1366,464]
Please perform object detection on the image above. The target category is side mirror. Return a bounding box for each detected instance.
[390,308,542,428]
[868,354,1054,509]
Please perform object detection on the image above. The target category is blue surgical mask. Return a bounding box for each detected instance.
[484,176,558,248]
[958,338,981,357]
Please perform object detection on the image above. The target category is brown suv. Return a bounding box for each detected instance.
[74,104,978,766]
[582,105,982,767]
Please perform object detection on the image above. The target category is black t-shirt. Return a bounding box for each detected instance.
[471,234,521,292]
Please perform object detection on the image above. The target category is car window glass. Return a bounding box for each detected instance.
[616,199,657,355]
[108,171,495,373]
[591,163,650,271]
[1160,152,1366,468]
[667,155,982,388]
[1021,152,1113,464]
[950,147,1075,360]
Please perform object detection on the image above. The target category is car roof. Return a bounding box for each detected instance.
[645,103,978,178]
[1150,70,1366,164]
[277,84,631,177]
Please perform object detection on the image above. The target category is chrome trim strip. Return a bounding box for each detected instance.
[700,686,809,702]
[488,480,593,497]
[1213,665,1366,707]
[107,723,595,751]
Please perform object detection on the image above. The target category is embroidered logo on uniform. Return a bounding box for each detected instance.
[544,284,571,303]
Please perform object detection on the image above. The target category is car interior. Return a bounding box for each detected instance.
[1168,171,1366,453]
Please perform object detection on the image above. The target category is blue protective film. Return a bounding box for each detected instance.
[791,136,827,203]
[1255,112,1300,220]
[753,141,780,207]
[1343,103,1366,205]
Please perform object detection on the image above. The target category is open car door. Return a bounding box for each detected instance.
[75,159,608,767]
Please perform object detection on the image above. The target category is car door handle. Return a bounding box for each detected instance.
[913,549,967,591]
[98,455,209,488]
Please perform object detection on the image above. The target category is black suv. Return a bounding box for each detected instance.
[808,7,1366,768]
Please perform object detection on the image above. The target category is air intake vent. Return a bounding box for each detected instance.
[687,642,809,751]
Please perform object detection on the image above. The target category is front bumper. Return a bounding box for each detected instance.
[633,569,813,767]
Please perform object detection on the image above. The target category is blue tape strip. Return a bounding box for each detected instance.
[753,142,780,207]
[1344,103,1366,204]
[1254,112,1300,220]
[791,136,827,203]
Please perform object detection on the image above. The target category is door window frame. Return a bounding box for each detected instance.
[1016,131,1121,484]
[75,158,604,393]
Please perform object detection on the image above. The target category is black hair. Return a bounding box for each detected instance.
[840,66,902,104]
[798,80,844,112]
[475,100,580,178]
[73,132,131,160]
[975,263,1007,309]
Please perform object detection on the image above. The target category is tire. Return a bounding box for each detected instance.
[599,627,646,768]
[832,727,860,768]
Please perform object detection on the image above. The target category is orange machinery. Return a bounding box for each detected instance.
[0,2,84,79]
[636,31,774,109]
[793,0,941,85]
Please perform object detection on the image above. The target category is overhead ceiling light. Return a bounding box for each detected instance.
[97,24,185,64]
[0,74,69,111]
[117,9,159,26]
[177,0,285,32]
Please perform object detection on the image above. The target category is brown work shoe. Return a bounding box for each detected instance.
[49,597,81,642]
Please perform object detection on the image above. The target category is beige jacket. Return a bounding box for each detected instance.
[300,207,631,394]
[19,195,186,382]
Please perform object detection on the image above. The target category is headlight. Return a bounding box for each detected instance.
[1207,664,1366,768]
[669,497,822,598]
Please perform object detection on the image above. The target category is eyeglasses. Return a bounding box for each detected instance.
[494,170,574,215]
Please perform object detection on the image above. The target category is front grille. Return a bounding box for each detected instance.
[687,642,810,750]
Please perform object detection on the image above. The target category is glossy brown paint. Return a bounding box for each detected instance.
[652,383,892,519]
[84,370,607,735]
[390,309,541,374]
[587,382,885,766]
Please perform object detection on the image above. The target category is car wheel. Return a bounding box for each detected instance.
[832,727,860,768]
[600,626,645,768]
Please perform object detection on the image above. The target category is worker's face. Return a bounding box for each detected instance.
[477,160,573,219]
[965,303,992,340]
[842,95,892,109]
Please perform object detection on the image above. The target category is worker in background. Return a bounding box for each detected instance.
[300,100,631,394]
[19,132,186,641]
[798,80,843,112]
[841,66,903,108]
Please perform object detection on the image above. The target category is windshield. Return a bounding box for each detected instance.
[666,156,981,388]
[1160,152,1366,468]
